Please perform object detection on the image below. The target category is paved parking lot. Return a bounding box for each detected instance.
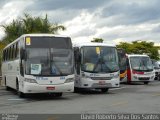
[0,81,160,114]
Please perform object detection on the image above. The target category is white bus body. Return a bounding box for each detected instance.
[74,42,120,92]
[127,54,155,84]
[1,34,74,97]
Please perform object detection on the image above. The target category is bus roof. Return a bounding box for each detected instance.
[21,34,70,38]
[3,34,70,50]
[73,42,115,47]
[127,54,150,58]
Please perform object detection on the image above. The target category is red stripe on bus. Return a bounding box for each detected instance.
[127,69,131,82]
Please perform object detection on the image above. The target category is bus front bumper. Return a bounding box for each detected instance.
[77,78,120,89]
[22,82,74,93]
[131,75,155,82]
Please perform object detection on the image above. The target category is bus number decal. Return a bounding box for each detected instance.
[36,77,48,80]
[26,37,31,45]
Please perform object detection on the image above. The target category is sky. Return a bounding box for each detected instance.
[0,0,160,45]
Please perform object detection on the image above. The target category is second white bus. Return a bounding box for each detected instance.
[74,42,120,93]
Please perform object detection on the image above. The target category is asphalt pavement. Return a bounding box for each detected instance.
[0,81,160,114]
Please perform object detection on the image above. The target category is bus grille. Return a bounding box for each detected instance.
[91,77,112,80]
[138,77,150,80]
[91,83,112,88]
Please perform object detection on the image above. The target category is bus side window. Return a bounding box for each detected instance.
[15,42,18,58]
[9,47,11,60]
[15,42,20,59]
[11,45,14,60]
[5,49,8,61]
[2,50,5,61]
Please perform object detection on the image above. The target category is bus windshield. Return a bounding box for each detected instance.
[25,37,74,76]
[130,56,153,72]
[81,46,119,73]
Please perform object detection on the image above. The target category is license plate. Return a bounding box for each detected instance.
[46,87,55,90]
[99,81,106,85]
[144,72,151,75]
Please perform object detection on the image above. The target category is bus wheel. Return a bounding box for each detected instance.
[74,87,80,93]
[144,81,149,85]
[55,93,63,97]
[16,81,25,98]
[4,78,10,91]
[101,88,109,93]
[127,80,131,84]
[6,86,10,91]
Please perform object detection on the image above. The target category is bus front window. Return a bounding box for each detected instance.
[81,46,119,73]
[25,48,50,75]
[25,37,74,76]
[130,57,153,72]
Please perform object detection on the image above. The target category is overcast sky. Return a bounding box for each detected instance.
[0,0,160,45]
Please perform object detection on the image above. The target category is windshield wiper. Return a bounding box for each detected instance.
[51,54,63,75]
[51,61,63,75]
[92,56,113,73]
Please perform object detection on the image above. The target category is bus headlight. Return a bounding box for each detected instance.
[133,76,138,79]
[65,78,74,83]
[24,78,37,83]
[151,76,155,79]
[82,73,90,78]
[112,73,119,79]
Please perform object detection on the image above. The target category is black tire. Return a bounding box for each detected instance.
[4,78,9,91]
[144,81,149,85]
[74,87,80,93]
[6,86,10,91]
[101,88,109,93]
[55,93,63,97]
[16,81,25,98]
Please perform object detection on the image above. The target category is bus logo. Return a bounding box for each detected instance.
[60,77,65,80]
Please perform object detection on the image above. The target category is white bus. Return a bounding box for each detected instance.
[1,34,74,97]
[126,54,155,84]
[74,42,120,93]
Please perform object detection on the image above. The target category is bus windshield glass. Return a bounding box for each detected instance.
[25,36,74,76]
[130,56,153,71]
[81,46,119,73]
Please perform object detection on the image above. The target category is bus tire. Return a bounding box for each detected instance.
[74,87,80,93]
[144,81,149,85]
[127,80,131,84]
[4,77,10,91]
[55,93,62,97]
[16,80,25,98]
[101,88,109,93]
[6,86,10,91]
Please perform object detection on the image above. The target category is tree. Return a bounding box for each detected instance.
[1,13,66,44]
[0,41,6,75]
[117,41,159,60]
[0,13,66,74]
[91,38,104,43]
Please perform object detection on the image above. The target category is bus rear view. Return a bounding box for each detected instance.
[74,43,120,93]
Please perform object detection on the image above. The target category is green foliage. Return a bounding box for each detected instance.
[0,13,66,72]
[117,41,159,60]
[1,13,66,44]
[91,38,104,43]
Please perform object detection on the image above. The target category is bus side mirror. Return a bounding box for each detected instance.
[20,49,26,60]
[74,47,81,63]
